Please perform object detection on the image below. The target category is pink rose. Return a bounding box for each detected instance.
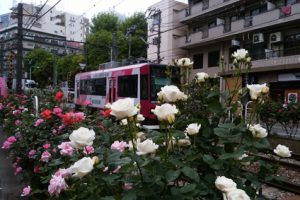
[2,141,12,149]
[28,150,36,159]
[54,168,70,178]
[33,166,39,173]
[7,136,17,143]
[123,183,133,191]
[21,186,31,197]
[103,166,109,172]
[113,165,121,173]
[15,120,21,126]
[43,143,51,150]
[34,119,44,127]
[12,110,21,115]
[83,146,95,155]
[41,151,51,162]
[111,141,127,152]
[53,107,62,115]
[58,142,74,156]
[48,175,68,197]
[15,166,22,175]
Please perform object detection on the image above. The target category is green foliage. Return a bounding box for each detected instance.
[86,12,147,68]
[24,48,57,87]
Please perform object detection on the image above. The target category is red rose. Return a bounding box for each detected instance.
[55,91,64,101]
[101,109,111,118]
[41,109,52,120]
[278,109,283,113]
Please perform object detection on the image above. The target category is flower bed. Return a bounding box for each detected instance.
[0,51,294,199]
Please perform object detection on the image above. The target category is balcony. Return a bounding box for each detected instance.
[250,47,300,72]
[177,3,300,48]
[252,9,280,27]
[181,0,240,23]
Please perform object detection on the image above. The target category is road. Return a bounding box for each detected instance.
[0,130,21,200]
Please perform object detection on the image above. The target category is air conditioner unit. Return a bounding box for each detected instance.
[269,32,282,43]
[253,33,264,44]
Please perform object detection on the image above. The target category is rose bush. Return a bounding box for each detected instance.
[0,51,291,199]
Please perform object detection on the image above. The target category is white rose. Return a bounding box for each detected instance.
[69,127,95,149]
[215,176,237,193]
[247,83,267,100]
[232,49,248,60]
[136,139,159,155]
[175,58,193,67]
[136,132,146,140]
[157,85,187,103]
[226,189,251,200]
[120,119,128,125]
[110,98,139,119]
[104,103,111,109]
[185,123,201,135]
[128,138,141,151]
[136,114,145,122]
[248,124,268,138]
[68,157,94,178]
[237,154,250,166]
[152,103,178,122]
[196,72,209,82]
[274,144,292,158]
[177,133,191,147]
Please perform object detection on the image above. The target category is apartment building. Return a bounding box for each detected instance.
[147,0,188,64]
[0,3,89,77]
[149,0,300,103]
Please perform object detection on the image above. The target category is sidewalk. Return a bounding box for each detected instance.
[0,131,21,200]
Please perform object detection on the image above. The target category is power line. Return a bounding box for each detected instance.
[24,0,62,34]
[23,0,50,31]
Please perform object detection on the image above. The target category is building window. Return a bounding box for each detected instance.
[193,54,203,69]
[208,50,220,67]
[118,75,138,98]
[208,21,217,28]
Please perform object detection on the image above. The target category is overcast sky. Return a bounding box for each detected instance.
[0,0,187,19]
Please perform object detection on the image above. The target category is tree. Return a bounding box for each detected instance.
[85,12,148,69]
[119,12,148,60]
[57,53,85,83]
[24,48,56,88]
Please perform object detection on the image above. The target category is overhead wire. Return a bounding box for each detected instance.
[24,0,62,34]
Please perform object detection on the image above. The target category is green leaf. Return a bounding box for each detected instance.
[181,167,199,183]
[179,184,197,194]
[101,196,115,200]
[122,192,137,200]
[203,154,215,165]
[207,100,223,114]
[219,149,244,160]
[48,159,64,166]
[166,170,181,182]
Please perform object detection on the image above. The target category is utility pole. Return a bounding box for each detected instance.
[112,32,118,61]
[146,8,162,64]
[157,10,161,64]
[16,3,23,93]
[126,25,137,60]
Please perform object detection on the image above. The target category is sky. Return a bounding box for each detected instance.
[0,0,187,19]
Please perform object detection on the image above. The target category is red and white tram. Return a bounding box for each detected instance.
[74,63,177,119]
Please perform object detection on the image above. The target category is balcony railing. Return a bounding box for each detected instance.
[250,47,300,61]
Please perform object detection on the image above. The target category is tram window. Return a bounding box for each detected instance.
[118,75,138,98]
[141,75,148,100]
[92,78,106,96]
[80,78,106,96]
